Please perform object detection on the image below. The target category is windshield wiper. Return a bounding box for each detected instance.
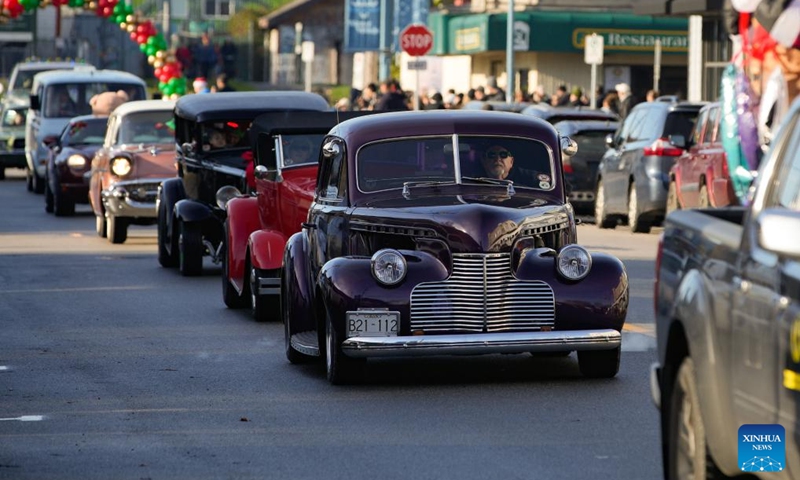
[460,176,515,196]
[401,180,457,199]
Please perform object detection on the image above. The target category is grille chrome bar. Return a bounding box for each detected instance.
[410,253,555,333]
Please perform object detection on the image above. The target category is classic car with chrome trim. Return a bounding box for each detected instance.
[283,110,629,384]
[156,91,331,276]
[44,114,108,216]
[0,102,28,180]
[223,110,374,320]
[89,99,176,243]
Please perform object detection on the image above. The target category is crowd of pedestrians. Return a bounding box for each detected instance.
[340,76,661,120]
[175,32,239,83]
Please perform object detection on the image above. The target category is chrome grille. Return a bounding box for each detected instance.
[126,182,161,203]
[410,253,555,333]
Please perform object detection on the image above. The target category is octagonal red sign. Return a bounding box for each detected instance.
[400,24,433,57]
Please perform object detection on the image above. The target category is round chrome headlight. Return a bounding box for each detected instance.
[371,249,407,286]
[110,157,132,176]
[556,245,592,281]
[66,154,86,168]
[216,185,242,209]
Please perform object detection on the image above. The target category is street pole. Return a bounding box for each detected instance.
[505,0,514,104]
[653,38,662,93]
[590,63,597,109]
[161,0,170,48]
[378,0,389,81]
[414,58,419,110]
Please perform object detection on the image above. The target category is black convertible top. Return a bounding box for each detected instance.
[174,91,331,122]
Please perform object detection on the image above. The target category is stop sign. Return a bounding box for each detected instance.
[400,24,433,57]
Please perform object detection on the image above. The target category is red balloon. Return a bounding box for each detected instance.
[154,67,163,77]
[136,25,146,33]
[129,32,138,42]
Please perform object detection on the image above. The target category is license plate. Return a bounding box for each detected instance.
[346,310,400,338]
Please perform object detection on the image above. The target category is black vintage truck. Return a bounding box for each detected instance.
[652,98,800,479]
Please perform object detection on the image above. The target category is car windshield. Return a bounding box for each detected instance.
[1,107,27,127]
[280,133,326,167]
[118,111,175,144]
[61,118,107,145]
[44,83,146,118]
[357,135,554,193]
[11,68,50,92]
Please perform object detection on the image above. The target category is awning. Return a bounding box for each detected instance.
[429,10,688,56]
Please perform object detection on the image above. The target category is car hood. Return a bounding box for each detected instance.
[349,199,572,253]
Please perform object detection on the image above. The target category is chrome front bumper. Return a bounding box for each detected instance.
[102,178,171,218]
[341,329,621,358]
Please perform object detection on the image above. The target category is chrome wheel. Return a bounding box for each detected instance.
[594,180,615,229]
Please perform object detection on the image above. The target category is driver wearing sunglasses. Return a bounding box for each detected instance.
[481,146,515,180]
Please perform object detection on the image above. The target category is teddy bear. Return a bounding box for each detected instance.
[89,90,130,116]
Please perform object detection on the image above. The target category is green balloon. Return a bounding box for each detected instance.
[139,44,147,53]
[158,81,167,90]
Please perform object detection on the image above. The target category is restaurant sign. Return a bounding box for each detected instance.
[573,29,688,52]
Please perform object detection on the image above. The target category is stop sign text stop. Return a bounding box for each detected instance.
[400,24,433,57]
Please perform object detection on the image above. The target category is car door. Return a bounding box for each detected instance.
[308,137,347,282]
[704,106,732,207]
[621,104,658,205]
[770,116,800,477]
[679,106,709,208]
[602,108,642,214]
[730,111,800,428]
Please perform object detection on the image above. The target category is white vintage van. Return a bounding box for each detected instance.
[25,68,147,193]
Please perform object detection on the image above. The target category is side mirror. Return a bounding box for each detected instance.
[180,142,194,155]
[605,133,615,149]
[254,164,269,180]
[669,134,686,149]
[560,136,578,157]
[29,95,40,111]
[322,138,342,159]
[757,208,800,258]
[42,135,59,148]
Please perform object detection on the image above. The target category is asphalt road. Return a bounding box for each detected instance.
[0,169,663,480]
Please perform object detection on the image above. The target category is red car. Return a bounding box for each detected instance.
[222,111,371,321]
[667,102,738,212]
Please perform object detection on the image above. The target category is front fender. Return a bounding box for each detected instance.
[516,249,628,331]
[158,178,186,241]
[284,232,316,341]
[318,250,449,338]
[175,198,213,224]
[249,230,288,271]
[226,195,260,293]
[672,269,736,472]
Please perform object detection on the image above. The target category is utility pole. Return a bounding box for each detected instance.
[378,0,390,80]
[505,0,514,104]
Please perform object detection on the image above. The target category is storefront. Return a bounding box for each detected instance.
[424,10,689,99]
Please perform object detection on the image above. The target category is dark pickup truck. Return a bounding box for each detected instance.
[652,99,800,479]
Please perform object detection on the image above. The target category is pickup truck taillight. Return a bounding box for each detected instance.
[654,232,664,314]
[643,138,684,157]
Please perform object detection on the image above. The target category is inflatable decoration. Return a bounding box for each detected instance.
[0,1,186,98]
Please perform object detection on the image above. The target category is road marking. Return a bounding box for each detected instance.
[623,323,655,336]
[0,286,153,294]
[0,415,45,422]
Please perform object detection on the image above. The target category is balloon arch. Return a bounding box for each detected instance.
[0,0,186,97]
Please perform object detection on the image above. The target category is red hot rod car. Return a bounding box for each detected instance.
[222,110,373,320]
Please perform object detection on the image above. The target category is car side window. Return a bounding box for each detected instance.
[705,106,720,144]
[693,108,709,146]
[769,114,800,211]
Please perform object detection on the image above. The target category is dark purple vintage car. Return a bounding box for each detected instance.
[282,110,629,384]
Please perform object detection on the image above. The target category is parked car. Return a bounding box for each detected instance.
[43,115,108,216]
[25,68,147,194]
[156,91,331,276]
[666,101,738,213]
[282,110,629,384]
[223,110,373,319]
[595,99,705,233]
[520,104,619,124]
[89,100,176,243]
[552,119,619,213]
[3,60,93,105]
[652,97,800,479]
[0,102,27,180]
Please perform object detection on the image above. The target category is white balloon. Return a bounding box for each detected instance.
[731,0,762,13]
